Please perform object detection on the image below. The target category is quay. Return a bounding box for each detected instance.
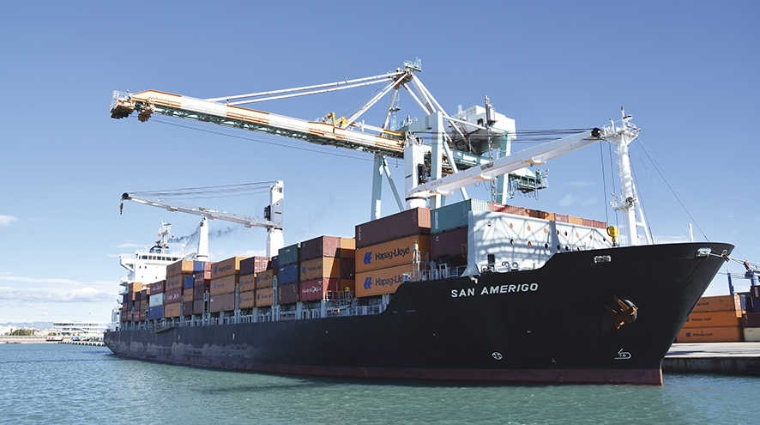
[664,342,760,376]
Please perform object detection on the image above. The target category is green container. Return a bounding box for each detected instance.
[278,243,301,266]
[431,199,490,234]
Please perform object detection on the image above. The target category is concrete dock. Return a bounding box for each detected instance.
[664,342,760,376]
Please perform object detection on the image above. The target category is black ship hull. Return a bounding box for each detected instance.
[105,242,732,385]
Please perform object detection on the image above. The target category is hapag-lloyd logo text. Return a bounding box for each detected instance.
[363,246,411,265]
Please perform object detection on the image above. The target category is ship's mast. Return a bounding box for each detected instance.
[605,108,652,246]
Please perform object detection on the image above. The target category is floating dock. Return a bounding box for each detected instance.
[664,342,760,376]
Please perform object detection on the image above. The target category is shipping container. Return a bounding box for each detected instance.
[240,256,270,276]
[193,285,206,300]
[683,310,743,328]
[300,236,343,261]
[183,275,194,290]
[676,326,742,343]
[568,216,584,225]
[338,247,356,259]
[148,280,165,295]
[278,263,299,285]
[355,234,431,273]
[300,278,340,302]
[182,301,193,316]
[355,264,417,298]
[257,269,276,288]
[149,293,164,307]
[692,294,742,313]
[164,288,182,304]
[430,227,468,266]
[431,199,490,234]
[137,310,146,321]
[340,257,355,279]
[167,260,194,276]
[355,207,430,248]
[278,282,299,305]
[239,290,256,309]
[743,327,760,342]
[209,292,235,312]
[193,260,210,273]
[183,287,193,303]
[255,287,274,307]
[164,302,181,318]
[489,203,527,216]
[743,312,760,328]
[193,299,205,315]
[210,274,238,296]
[193,270,211,284]
[239,274,257,292]
[211,256,245,279]
[340,237,355,250]
[147,305,163,320]
[300,257,341,281]
[166,274,186,291]
[278,243,301,266]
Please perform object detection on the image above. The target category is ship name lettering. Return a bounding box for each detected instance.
[451,288,476,298]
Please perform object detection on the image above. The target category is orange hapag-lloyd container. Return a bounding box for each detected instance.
[355,264,418,298]
[239,290,255,309]
[355,234,430,273]
[210,274,238,296]
[211,256,246,279]
[676,326,743,343]
[255,287,274,307]
[300,257,341,281]
[164,302,181,318]
[682,310,743,328]
[239,274,257,292]
[691,294,742,313]
[256,269,276,288]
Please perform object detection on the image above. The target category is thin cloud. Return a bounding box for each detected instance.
[0,215,18,226]
[0,275,115,303]
[557,194,597,207]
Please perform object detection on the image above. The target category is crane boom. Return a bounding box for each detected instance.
[120,181,284,257]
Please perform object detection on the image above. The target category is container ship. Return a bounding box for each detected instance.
[105,64,733,385]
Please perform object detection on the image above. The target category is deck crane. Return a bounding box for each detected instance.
[120,181,284,258]
[110,60,527,219]
[407,109,653,247]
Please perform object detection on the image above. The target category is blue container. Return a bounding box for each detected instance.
[431,199,490,234]
[278,263,299,285]
[193,261,207,273]
[147,305,164,320]
[183,275,194,290]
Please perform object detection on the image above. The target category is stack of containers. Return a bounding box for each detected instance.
[355,208,431,298]
[742,286,760,342]
[147,280,165,320]
[136,288,147,321]
[210,256,244,313]
[165,260,194,318]
[255,256,277,308]
[239,256,270,310]
[277,244,300,305]
[192,262,211,315]
[299,236,356,302]
[430,199,490,268]
[677,294,744,342]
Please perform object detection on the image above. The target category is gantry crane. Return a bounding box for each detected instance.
[110,62,651,246]
[120,181,284,257]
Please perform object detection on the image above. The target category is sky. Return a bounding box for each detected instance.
[0,1,758,324]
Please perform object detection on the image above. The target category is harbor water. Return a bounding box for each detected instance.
[2,344,757,425]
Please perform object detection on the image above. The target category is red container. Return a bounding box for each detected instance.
[148,280,165,295]
[182,302,193,316]
[240,256,270,276]
[164,288,182,304]
[193,285,206,300]
[430,227,468,265]
[209,292,235,312]
[193,299,205,315]
[355,207,430,248]
[300,278,340,301]
[299,236,342,261]
[193,270,211,283]
[744,312,760,328]
[278,282,299,305]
